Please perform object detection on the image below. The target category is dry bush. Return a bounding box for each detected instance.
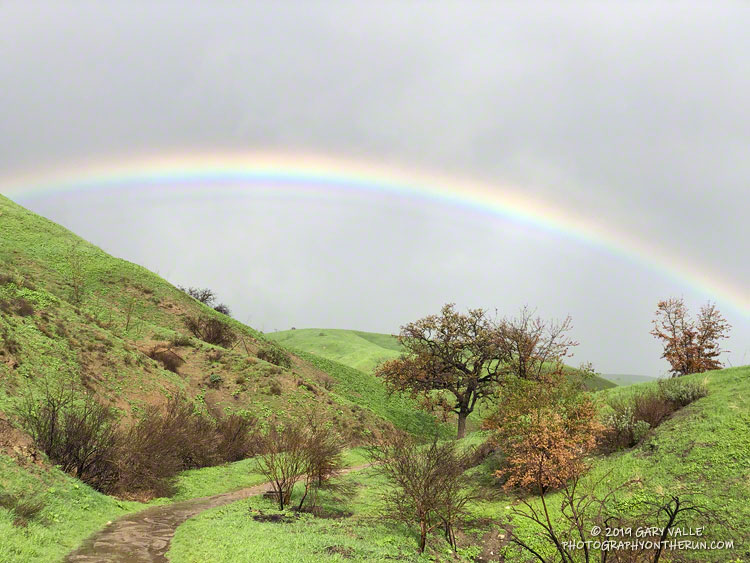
[213,303,231,316]
[116,395,220,497]
[483,372,602,493]
[147,346,185,373]
[257,344,292,368]
[0,297,35,317]
[185,315,235,348]
[367,433,482,553]
[601,379,708,452]
[16,382,120,492]
[632,391,674,428]
[296,412,346,513]
[254,421,309,510]
[215,414,257,462]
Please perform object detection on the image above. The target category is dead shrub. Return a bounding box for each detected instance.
[216,414,257,462]
[257,344,292,368]
[16,382,120,492]
[254,413,345,512]
[147,346,185,373]
[601,380,708,452]
[367,433,483,553]
[116,395,219,497]
[185,315,235,348]
[632,391,674,428]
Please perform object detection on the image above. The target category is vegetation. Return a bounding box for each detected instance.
[0,195,748,562]
[268,328,402,373]
[367,433,483,552]
[651,297,731,376]
[376,304,584,438]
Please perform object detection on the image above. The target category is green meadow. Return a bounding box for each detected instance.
[0,194,747,562]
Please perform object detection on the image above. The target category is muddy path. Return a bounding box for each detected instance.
[65,465,369,563]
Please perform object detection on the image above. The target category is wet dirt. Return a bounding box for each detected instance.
[65,465,368,562]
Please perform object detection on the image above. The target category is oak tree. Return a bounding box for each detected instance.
[375,304,507,438]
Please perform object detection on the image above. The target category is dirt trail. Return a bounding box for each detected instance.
[65,465,369,563]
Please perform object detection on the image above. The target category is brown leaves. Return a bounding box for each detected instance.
[483,371,603,492]
[651,297,731,376]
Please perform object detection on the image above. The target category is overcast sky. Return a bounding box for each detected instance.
[1,2,748,375]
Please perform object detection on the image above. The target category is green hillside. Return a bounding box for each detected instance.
[0,194,434,560]
[166,366,750,561]
[268,328,402,373]
[601,372,659,386]
[269,328,616,391]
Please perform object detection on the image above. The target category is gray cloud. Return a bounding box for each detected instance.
[1,1,748,374]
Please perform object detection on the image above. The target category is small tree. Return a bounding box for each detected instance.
[376,304,508,438]
[255,422,309,510]
[483,371,602,492]
[296,413,345,512]
[66,243,87,305]
[651,298,731,376]
[367,433,481,553]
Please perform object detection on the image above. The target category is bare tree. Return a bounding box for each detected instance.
[499,306,578,381]
[255,422,309,510]
[367,433,482,553]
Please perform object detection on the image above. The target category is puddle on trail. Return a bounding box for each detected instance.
[65,482,269,562]
[65,465,368,562]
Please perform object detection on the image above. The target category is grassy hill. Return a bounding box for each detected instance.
[601,372,659,386]
[166,366,750,561]
[269,328,616,391]
[268,328,402,374]
[0,194,445,560]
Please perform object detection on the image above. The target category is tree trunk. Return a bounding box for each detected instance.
[419,519,427,553]
[457,411,468,439]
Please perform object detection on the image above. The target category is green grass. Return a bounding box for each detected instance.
[168,467,451,563]
[0,455,142,563]
[601,373,660,386]
[268,329,402,374]
[287,348,452,439]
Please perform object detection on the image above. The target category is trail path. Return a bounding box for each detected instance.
[65,465,369,563]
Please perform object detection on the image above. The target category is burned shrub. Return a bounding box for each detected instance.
[257,344,291,368]
[185,315,235,348]
[16,383,120,492]
[0,297,34,317]
[147,345,185,373]
[117,395,220,497]
[216,413,257,462]
[601,379,708,452]
[180,286,216,305]
[213,303,231,316]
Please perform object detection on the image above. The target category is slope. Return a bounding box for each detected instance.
[269,328,616,391]
[0,194,442,560]
[268,328,401,374]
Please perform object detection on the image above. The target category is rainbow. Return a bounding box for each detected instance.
[1,150,747,317]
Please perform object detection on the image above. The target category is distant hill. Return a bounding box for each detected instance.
[268,328,401,374]
[601,373,660,386]
[269,328,616,391]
